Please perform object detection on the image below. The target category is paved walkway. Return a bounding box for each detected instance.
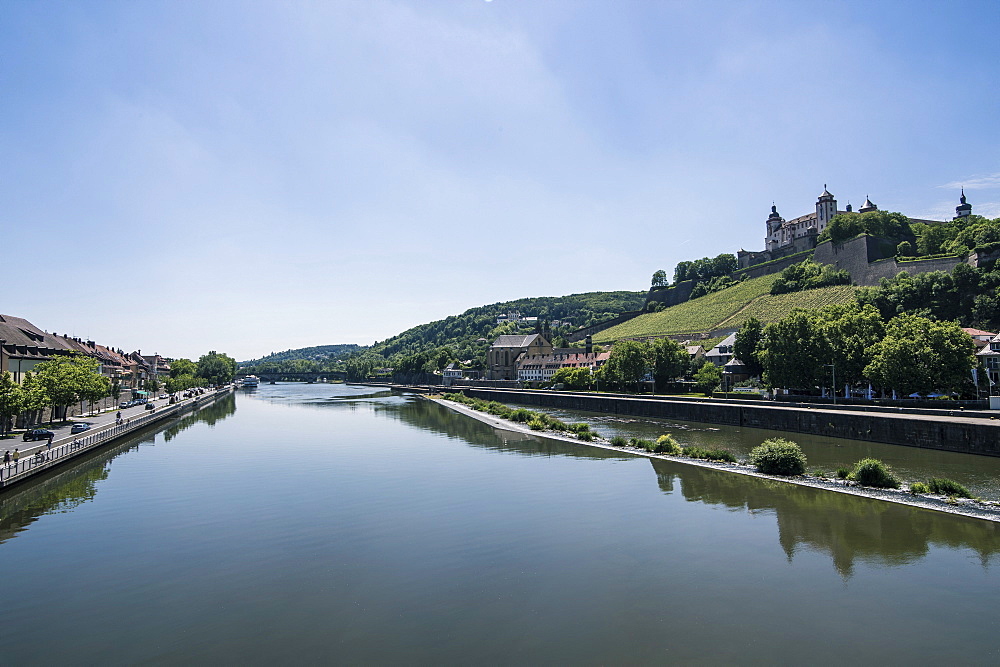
[1,393,207,461]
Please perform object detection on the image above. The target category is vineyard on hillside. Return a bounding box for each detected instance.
[593,274,858,342]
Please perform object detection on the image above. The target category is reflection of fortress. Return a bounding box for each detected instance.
[738,186,973,270]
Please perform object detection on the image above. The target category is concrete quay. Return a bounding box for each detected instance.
[0,386,235,489]
[370,384,1000,457]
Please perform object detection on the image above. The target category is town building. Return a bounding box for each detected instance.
[487,334,553,380]
[705,333,737,367]
[516,350,610,383]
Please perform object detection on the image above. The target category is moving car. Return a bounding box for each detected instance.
[70,423,92,434]
[23,429,54,442]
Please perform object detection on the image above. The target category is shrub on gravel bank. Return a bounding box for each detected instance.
[749,438,807,476]
[849,458,900,489]
[926,478,973,498]
[655,434,682,455]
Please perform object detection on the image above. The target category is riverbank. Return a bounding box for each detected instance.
[427,395,1000,524]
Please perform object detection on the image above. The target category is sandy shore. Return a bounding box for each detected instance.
[428,396,1000,524]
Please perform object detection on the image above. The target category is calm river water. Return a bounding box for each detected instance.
[1,383,998,664]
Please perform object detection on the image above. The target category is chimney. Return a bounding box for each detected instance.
[585,335,593,354]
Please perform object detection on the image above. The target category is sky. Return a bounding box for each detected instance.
[3,0,999,361]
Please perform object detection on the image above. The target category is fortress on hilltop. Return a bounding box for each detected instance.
[738,185,974,269]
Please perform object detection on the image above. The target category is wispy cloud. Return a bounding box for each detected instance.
[939,173,1000,190]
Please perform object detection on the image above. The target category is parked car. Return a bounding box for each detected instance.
[71,423,92,434]
[23,429,54,442]
[119,401,130,409]
[144,403,155,411]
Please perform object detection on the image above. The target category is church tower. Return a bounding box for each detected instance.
[815,185,837,233]
[955,188,972,220]
[858,195,878,213]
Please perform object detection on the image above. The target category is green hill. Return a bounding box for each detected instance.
[593,274,859,342]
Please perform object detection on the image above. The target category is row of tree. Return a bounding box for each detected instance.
[734,305,976,396]
[0,351,238,434]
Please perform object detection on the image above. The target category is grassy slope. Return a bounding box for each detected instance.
[593,274,858,341]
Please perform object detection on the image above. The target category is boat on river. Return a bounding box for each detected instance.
[241,375,260,389]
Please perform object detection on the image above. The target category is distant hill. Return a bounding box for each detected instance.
[594,274,858,342]
[240,344,364,366]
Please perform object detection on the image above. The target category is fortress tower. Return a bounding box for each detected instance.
[955,189,972,220]
[816,185,838,228]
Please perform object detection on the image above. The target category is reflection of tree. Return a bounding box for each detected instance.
[388,397,632,461]
[163,394,237,442]
[650,459,1000,577]
[0,433,153,544]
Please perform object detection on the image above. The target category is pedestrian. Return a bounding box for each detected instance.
[3,450,10,466]
[47,432,54,446]
[13,448,20,464]
[116,411,121,421]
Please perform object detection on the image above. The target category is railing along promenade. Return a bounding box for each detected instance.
[0,387,234,488]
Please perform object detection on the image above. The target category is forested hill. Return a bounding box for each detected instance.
[240,344,363,366]
[367,291,645,361]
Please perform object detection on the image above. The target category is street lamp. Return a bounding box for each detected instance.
[825,364,836,405]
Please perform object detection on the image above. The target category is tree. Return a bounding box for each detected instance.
[651,270,668,288]
[196,351,237,385]
[760,310,832,390]
[601,340,649,390]
[170,358,198,378]
[816,303,884,387]
[864,314,975,396]
[0,371,25,436]
[734,317,765,377]
[550,367,593,389]
[649,338,688,390]
[20,373,48,425]
[33,355,106,421]
[694,363,722,394]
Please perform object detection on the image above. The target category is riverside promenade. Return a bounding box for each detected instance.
[0,386,235,489]
[364,384,1000,457]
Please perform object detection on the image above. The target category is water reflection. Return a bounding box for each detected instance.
[1,397,237,544]
[162,394,237,442]
[388,396,632,461]
[650,458,1000,577]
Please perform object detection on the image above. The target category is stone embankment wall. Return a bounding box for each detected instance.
[457,388,1000,457]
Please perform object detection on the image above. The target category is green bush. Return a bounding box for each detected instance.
[849,458,900,489]
[577,431,595,441]
[509,409,534,423]
[909,482,930,494]
[569,423,590,433]
[836,467,851,480]
[629,438,655,452]
[682,446,708,459]
[654,434,682,455]
[748,438,807,476]
[609,436,629,447]
[926,478,973,498]
[705,449,737,463]
[527,418,546,431]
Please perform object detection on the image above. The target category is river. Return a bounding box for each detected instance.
[1,383,998,664]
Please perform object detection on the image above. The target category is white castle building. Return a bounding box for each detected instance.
[764,186,973,253]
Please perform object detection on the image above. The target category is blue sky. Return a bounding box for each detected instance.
[3,0,998,360]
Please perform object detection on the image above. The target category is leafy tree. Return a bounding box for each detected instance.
[770,259,850,295]
[550,367,593,389]
[816,304,884,387]
[760,310,833,390]
[734,317,764,377]
[896,241,913,257]
[0,371,25,436]
[694,363,722,394]
[170,358,198,378]
[651,269,668,287]
[818,210,912,244]
[649,338,688,389]
[20,373,49,424]
[601,340,649,390]
[864,313,975,396]
[33,355,106,421]
[196,351,237,385]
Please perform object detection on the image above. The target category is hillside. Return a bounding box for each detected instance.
[370,291,646,363]
[593,274,859,342]
[240,344,363,366]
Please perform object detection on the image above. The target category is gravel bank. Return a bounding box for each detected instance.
[429,396,1000,524]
